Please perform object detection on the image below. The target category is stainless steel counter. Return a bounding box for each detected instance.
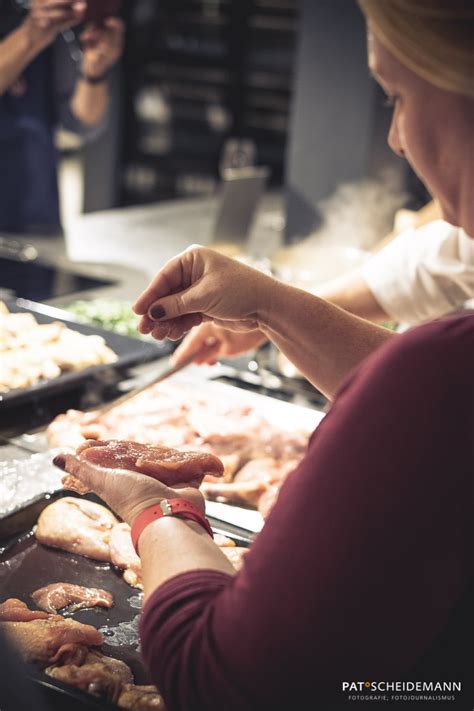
[2,191,285,308]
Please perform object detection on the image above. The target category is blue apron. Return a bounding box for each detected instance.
[0,49,61,234]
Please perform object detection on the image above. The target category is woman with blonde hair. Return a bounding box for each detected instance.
[55,2,473,709]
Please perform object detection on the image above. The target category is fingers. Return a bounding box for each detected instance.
[31,0,86,29]
[81,16,124,42]
[133,258,185,316]
[171,326,220,366]
[133,246,203,316]
[149,313,203,342]
[53,452,106,497]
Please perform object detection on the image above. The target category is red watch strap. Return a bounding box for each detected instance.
[131,498,214,554]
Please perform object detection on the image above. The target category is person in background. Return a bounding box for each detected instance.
[172,211,474,366]
[55,1,473,709]
[0,0,124,234]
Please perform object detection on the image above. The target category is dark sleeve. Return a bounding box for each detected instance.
[140,317,473,711]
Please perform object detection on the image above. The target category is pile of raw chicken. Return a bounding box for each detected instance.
[2,440,252,709]
[47,380,311,519]
[1,485,247,711]
[2,382,311,706]
[0,597,163,710]
[0,301,117,393]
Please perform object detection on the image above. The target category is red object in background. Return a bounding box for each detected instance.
[82,0,121,24]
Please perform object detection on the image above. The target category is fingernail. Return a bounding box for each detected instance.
[141,320,153,334]
[204,337,217,347]
[53,455,66,471]
[150,305,166,320]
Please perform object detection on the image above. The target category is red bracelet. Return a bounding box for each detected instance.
[131,498,214,554]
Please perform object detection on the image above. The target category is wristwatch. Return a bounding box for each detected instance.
[80,69,111,85]
[131,498,214,554]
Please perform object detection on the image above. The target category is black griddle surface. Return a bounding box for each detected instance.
[0,526,147,684]
[0,492,252,710]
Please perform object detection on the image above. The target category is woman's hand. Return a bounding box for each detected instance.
[24,0,86,50]
[171,322,268,367]
[54,452,206,526]
[81,16,124,79]
[133,245,277,342]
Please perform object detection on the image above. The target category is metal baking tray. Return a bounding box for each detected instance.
[0,491,252,710]
[6,373,326,534]
[0,299,174,410]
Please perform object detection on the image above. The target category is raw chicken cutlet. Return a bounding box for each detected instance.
[0,599,103,664]
[0,598,51,622]
[45,381,311,514]
[35,497,118,561]
[59,439,224,494]
[34,497,249,593]
[31,584,113,614]
[109,521,143,589]
[1,598,165,710]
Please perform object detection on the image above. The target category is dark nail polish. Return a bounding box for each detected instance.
[53,455,66,471]
[150,304,166,320]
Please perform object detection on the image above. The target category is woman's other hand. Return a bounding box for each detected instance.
[133,245,276,342]
[25,0,86,49]
[171,322,268,367]
[81,16,124,79]
[53,452,206,526]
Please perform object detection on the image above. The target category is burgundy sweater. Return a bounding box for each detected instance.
[140,316,473,710]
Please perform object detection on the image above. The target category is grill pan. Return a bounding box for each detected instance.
[0,491,252,710]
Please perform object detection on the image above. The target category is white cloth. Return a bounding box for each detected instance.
[362,220,474,326]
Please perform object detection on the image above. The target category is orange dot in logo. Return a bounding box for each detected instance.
[364,681,371,688]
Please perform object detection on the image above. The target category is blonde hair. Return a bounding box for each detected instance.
[358,0,474,98]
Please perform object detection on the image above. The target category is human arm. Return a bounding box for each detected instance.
[0,0,85,96]
[171,262,389,368]
[362,221,474,325]
[52,451,235,596]
[172,218,471,367]
[134,246,394,399]
[56,319,473,709]
[69,16,124,127]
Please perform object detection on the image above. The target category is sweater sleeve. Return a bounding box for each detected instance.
[140,317,473,711]
[362,221,474,325]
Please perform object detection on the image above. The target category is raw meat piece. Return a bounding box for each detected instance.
[0,616,103,664]
[118,684,166,710]
[46,651,134,703]
[34,499,142,589]
[257,485,280,519]
[123,568,143,589]
[78,440,224,483]
[0,598,51,622]
[213,533,235,547]
[84,650,134,683]
[46,662,123,702]
[109,522,143,589]
[233,458,278,484]
[200,480,269,508]
[187,403,268,444]
[31,584,113,614]
[109,522,140,571]
[60,439,224,494]
[45,381,312,513]
[46,410,94,449]
[35,497,118,561]
[221,547,249,571]
[235,458,299,486]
